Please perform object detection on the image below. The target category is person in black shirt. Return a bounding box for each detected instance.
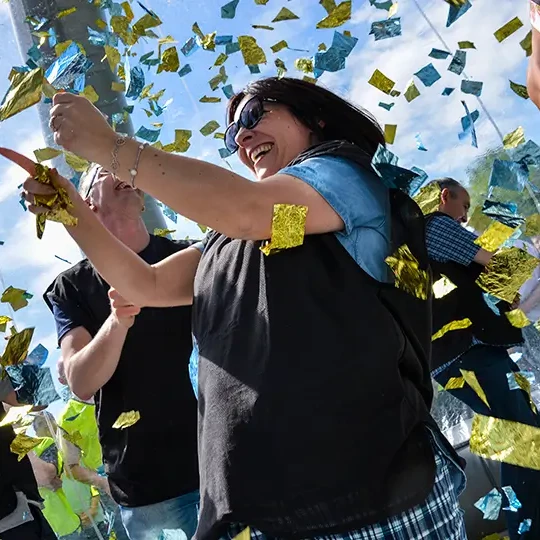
[42,165,199,540]
[0,369,56,539]
[23,77,466,540]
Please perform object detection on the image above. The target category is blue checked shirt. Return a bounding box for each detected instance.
[425,214,480,266]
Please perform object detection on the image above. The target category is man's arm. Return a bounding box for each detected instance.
[28,451,62,491]
[61,314,129,401]
[519,279,540,316]
[473,248,494,267]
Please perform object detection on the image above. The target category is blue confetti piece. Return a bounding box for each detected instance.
[136,1,159,18]
[372,144,398,167]
[110,2,123,16]
[370,18,402,41]
[518,519,532,534]
[27,44,42,64]
[442,87,455,96]
[314,49,345,75]
[474,488,502,520]
[19,196,27,211]
[378,102,394,111]
[409,167,428,194]
[483,293,501,315]
[369,0,393,9]
[332,31,358,58]
[460,108,479,132]
[178,64,192,77]
[448,50,467,75]
[87,27,106,47]
[459,100,478,148]
[70,174,80,191]
[221,0,239,19]
[510,140,540,166]
[215,35,233,45]
[140,51,159,67]
[415,133,428,151]
[482,200,524,228]
[371,144,423,193]
[225,41,241,55]
[54,255,72,265]
[124,105,134,114]
[27,344,49,367]
[125,63,145,99]
[0,241,4,246]
[135,126,161,142]
[73,74,85,94]
[6,364,60,407]
[222,84,234,99]
[248,64,261,74]
[429,48,451,60]
[489,159,529,193]
[414,63,441,87]
[45,42,93,90]
[461,80,483,96]
[219,148,233,159]
[446,0,472,28]
[163,206,177,223]
[507,372,535,391]
[181,37,199,57]
[149,99,165,116]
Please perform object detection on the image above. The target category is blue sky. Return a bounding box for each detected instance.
[0,0,536,416]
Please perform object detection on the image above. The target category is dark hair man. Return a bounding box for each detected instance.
[0,369,56,539]
[425,178,540,540]
[43,165,199,540]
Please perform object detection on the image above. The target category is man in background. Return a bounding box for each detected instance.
[44,164,199,540]
[425,178,540,539]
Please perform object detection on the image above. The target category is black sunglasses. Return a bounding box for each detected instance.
[225,96,270,153]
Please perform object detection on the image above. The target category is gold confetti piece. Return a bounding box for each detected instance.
[122,1,134,22]
[255,0,269,3]
[275,58,287,78]
[214,132,225,140]
[513,372,537,413]
[458,41,475,49]
[494,17,523,43]
[158,35,177,46]
[474,221,515,252]
[152,122,164,129]
[295,58,313,73]
[320,0,337,14]
[232,527,251,540]
[1,287,30,312]
[413,182,441,215]
[153,228,175,237]
[57,7,77,18]
[214,53,228,67]
[316,1,351,29]
[34,148,62,163]
[271,40,288,53]
[157,46,180,73]
[403,79,420,102]
[467,206,492,235]
[209,66,228,91]
[525,214,540,237]
[318,42,327,51]
[460,369,490,408]
[272,7,299,22]
[445,377,465,390]
[260,204,308,256]
[53,40,73,57]
[509,81,529,99]
[104,45,121,73]
[388,2,399,17]
[0,315,12,332]
[503,126,525,149]
[139,83,154,99]
[238,35,267,66]
[433,275,457,299]
[432,318,472,341]
[0,405,33,428]
[110,15,135,46]
[111,81,125,92]
[64,152,90,173]
[253,25,274,30]
[521,31,532,57]
[200,120,220,136]
[96,18,107,30]
[10,433,43,461]
[0,68,44,122]
[476,247,539,303]
[81,85,99,104]
[506,308,531,328]
[384,124,397,145]
[303,76,318,84]
[199,96,222,103]
[164,129,192,153]
[368,69,395,95]
[1,327,34,368]
[390,89,401,98]
[385,244,430,300]
[133,13,162,38]
[470,414,540,470]
[42,79,56,100]
[112,410,141,429]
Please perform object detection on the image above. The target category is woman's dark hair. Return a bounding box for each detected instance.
[227,77,385,159]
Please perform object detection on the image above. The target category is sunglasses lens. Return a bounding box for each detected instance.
[241,98,263,129]
[225,124,239,153]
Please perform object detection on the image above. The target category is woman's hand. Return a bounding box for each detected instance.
[109,288,141,329]
[50,93,117,164]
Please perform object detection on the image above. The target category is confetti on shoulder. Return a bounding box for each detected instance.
[113,411,141,429]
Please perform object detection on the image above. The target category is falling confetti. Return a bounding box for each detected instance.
[112,411,141,429]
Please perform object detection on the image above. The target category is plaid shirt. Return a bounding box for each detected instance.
[425,214,480,266]
[225,437,466,540]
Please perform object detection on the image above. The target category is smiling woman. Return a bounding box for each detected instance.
[22,76,466,540]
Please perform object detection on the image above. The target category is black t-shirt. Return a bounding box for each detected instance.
[44,235,199,507]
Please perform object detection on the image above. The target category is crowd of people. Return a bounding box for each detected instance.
[2,4,540,539]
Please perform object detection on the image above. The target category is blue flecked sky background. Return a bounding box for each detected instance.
[0,0,536,417]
